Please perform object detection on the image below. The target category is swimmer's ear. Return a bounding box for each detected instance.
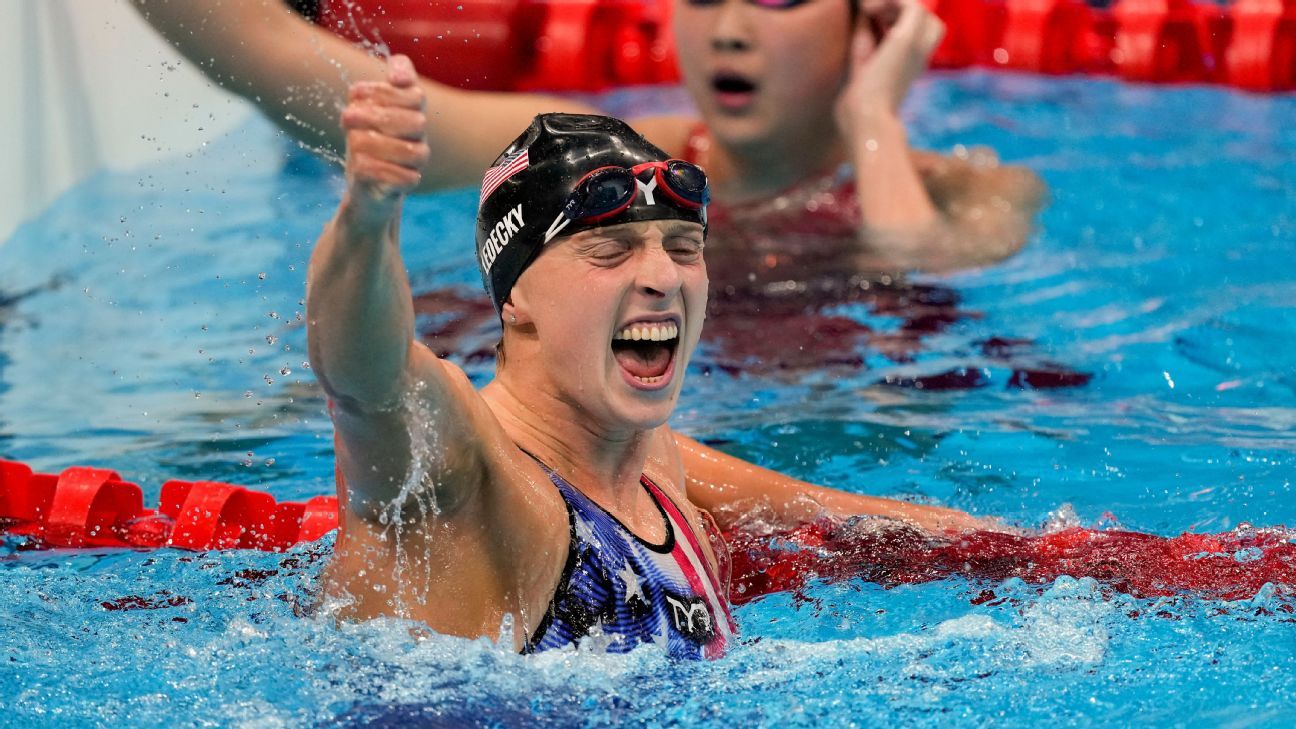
[500,295,532,327]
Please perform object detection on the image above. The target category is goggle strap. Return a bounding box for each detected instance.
[544,212,573,244]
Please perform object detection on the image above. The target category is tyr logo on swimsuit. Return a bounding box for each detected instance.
[665,593,715,642]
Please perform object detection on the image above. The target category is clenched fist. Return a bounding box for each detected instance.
[339,54,430,226]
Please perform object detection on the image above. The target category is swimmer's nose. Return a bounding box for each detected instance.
[635,245,685,300]
[710,0,754,52]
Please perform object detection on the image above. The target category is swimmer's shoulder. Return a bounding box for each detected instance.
[640,425,694,509]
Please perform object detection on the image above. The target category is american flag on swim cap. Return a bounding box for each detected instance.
[479,148,529,205]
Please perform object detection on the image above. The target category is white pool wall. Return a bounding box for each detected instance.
[0,0,253,244]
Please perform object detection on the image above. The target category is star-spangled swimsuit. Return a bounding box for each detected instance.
[522,457,736,659]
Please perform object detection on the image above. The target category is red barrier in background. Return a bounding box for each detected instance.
[996,0,1097,74]
[1113,0,1217,82]
[318,0,680,91]
[318,0,1294,91]
[928,0,1008,68]
[0,459,339,552]
[318,0,548,90]
[1225,0,1296,90]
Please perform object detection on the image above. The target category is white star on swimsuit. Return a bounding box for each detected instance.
[573,516,601,550]
[616,560,646,605]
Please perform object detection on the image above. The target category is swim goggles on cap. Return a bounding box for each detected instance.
[563,160,710,224]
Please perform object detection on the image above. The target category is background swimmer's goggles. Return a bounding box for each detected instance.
[563,160,710,225]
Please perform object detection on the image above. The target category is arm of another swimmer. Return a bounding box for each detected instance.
[840,0,1046,271]
[906,149,1047,269]
[130,0,598,191]
[853,127,1047,272]
[672,431,989,535]
[306,57,487,519]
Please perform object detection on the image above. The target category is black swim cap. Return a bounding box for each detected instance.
[475,113,708,314]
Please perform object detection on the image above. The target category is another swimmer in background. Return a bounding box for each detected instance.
[133,0,1043,272]
[311,57,993,656]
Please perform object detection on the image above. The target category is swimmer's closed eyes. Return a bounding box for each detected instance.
[574,228,704,266]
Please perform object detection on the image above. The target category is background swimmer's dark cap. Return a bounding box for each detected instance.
[475,113,708,314]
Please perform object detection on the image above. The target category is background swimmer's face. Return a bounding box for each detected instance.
[504,220,708,432]
[673,0,856,150]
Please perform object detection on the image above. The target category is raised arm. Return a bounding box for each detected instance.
[836,0,1046,271]
[306,56,493,519]
[130,0,598,190]
[673,431,992,534]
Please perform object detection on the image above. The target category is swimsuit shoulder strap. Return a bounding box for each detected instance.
[519,447,605,517]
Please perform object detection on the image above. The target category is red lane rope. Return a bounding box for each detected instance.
[724,518,1296,605]
[0,459,338,552]
[319,0,1296,92]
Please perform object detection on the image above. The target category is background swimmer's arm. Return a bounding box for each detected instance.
[835,0,943,241]
[673,432,991,535]
[837,0,1045,271]
[306,57,492,519]
[130,0,599,191]
[852,143,1047,272]
[910,148,1048,267]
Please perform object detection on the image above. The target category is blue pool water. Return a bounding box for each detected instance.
[2,74,1295,726]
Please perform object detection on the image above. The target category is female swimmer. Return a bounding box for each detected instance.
[312,57,989,656]
[134,0,1044,272]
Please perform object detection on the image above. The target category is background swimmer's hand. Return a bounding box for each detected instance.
[340,54,430,229]
[832,0,961,259]
[835,0,944,130]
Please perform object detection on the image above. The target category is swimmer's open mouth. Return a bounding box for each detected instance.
[712,72,757,110]
[612,320,680,389]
